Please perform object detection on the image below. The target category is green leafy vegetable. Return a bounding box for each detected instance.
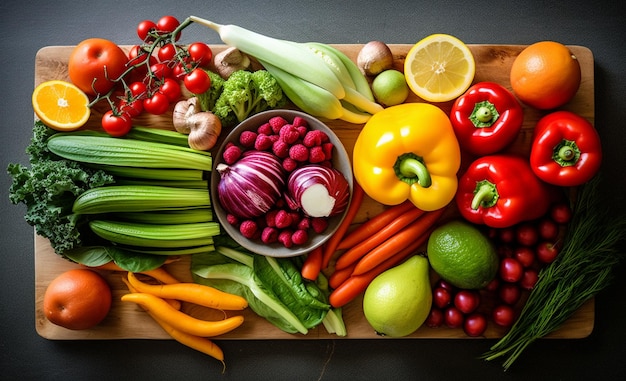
[191,235,341,335]
[482,175,626,370]
[196,70,225,112]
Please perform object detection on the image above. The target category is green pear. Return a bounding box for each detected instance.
[363,255,432,337]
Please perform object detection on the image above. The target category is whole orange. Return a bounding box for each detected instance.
[68,38,128,96]
[43,269,112,330]
[510,41,581,110]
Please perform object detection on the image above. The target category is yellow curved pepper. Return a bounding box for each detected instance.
[353,103,461,211]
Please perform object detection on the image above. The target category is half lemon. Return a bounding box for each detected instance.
[32,80,91,131]
[404,34,475,103]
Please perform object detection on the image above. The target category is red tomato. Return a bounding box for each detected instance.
[158,78,182,102]
[128,81,148,98]
[143,92,170,115]
[492,304,516,327]
[184,68,211,94]
[157,43,177,63]
[68,38,129,96]
[444,306,464,328]
[520,268,539,290]
[536,241,559,264]
[157,15,181,40]
[118,98,143,119]
[499,257,524,283]
[101,110,132,137]
[136,20,157,42]
[432,287,452,309]
[513,246,536,268]
[498,283,522,305]
[188,42,213,67]
[150,62,173,81]
[454,290,481,314]
[550,203,573,225]
[463,313,487,337]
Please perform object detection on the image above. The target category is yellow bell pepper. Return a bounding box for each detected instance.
[353,103,461,211]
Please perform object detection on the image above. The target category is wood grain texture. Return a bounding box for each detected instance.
[34,44,595,340]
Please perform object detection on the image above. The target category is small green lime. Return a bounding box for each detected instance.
[372,69,410,107]
[427,220,498,289]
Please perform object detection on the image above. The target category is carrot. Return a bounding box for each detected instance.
[121,292,245,337]
[300,246,324,281]
[121,277,182,310]
[328,232,432,308]
[334,206,424,270]
[321,182,364,269]
[126,272,248,310]
[328,261,357,289]
[351,208,444,276]
[337,200,417,250]
[150,312,226,366]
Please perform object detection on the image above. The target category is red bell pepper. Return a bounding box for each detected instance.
[530,110,602,187]
[456,154,552,228]
[450,82,523,156]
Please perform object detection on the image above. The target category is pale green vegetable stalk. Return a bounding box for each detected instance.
[482,176,626,370]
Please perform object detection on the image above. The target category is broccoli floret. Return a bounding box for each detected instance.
[196,70,225,112]
[212,69,286,127]
[7,122,115,254]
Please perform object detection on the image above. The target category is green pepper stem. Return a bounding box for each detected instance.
[394,153,432,188]
[471,180,499,210]
[552,139,581,167]
[470,100,499,128]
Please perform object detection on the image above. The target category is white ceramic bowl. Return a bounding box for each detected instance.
[210,110,353,257]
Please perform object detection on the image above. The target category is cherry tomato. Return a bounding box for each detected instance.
[454,290,481,314]
[492,304,516,327]
[101,110,132,137]
[536,241,559,264]
[128,81,148,98]
[498,283,522,305]
[520,268,539,290]
[156,15,181,40]
[172,62,191,79]
[68,38,129,96]
[188,42,213,67]
[550,203,573,225]
[143,92,170,115]
[118,98,143,118]
[444,306,464,328]
[499,257,524,283]
[498,227,515,243]
[136,20,157,42]
[513,246,536,268]
[158,78,182,102]
[463,313,487,337]
[538,218,559,241]
[150,62,173,81]
[432,287,452,309]
[127,45,157,82]
[425,308,444,328]
[515,223,539,247]
[157,43,177,63]
[184,68,212,94]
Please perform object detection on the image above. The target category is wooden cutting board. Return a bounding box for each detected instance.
[34,44,595,340]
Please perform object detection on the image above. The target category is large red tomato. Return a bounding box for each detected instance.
[68,38,129,96]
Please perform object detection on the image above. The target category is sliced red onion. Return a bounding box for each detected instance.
[217,150,285,219]
[286,165,350,218]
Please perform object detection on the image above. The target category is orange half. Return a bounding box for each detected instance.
[32,80,90,131]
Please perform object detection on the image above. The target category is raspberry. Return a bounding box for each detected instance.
[282,157,298,172]
[257,122,273,136]
[239,220,259,239]
[297,217,311,230]
[291,229,308,245]
[303,130,327,147]
[296,126,308,139]
[269,116,288,133]
[274,209,293,229]
[254,133,273,151]
[222,144,242,164]
[289,212,302,227]
[289,144,309,162]
[261,227,279,244]
[278,229,294,248]
[279,124,300,144]
[272,139,290,158]
[226,213,239,226]
[239,130,258,148]
[321,143,333,160]
[309,146,326,163]
[311,217,329,233]
[265,209,279,227]
[292,116,308,127]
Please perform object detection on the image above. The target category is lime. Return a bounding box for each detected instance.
[427,220,498,289]
[371,69,410,107]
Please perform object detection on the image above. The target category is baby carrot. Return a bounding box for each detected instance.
[351,209,444,276]
[321,182,364,269]
[121,292,245,337]
[328,261,357,289]
[300,246,324,281]
[337,200,417,250]
[334,206,424,270]
[127,272,248,310]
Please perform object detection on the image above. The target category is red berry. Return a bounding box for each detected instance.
[309,146,326,163]
[239,220,258,239]
[311,218,329,233]
[291,229,308,245]
[292,116,308,127]
[279,124,300,144]
[268,116,288,133]
[272,139,290,158]
[261,227,278,244]
[254,134,273,151]
[257,122,272,135]
[222,145,242,164]
[426,308,444,328]
[282,157,298,172]
[278,230,294,248]
[239,130,258,147]
[274,210,293,229]
[289,144,309,162]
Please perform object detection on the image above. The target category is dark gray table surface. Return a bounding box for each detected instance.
[2,0,625,379]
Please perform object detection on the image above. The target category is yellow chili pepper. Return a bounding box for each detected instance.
[353,103,461,211]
